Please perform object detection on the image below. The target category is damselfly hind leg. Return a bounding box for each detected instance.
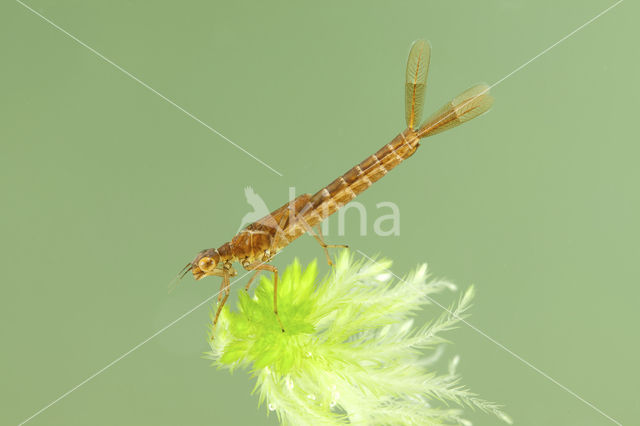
[305,224,348,266]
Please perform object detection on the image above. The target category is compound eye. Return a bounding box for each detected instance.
[198,256,217,272]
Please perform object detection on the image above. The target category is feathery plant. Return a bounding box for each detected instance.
[205,250,511,425]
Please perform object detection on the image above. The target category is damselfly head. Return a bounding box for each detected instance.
[191,248,221,280]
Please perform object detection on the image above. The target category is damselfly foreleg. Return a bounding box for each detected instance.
[183,39,494,339]
[210,268,231,339]
[218,279,225,302]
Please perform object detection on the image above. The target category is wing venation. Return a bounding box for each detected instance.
[405,40,431,129]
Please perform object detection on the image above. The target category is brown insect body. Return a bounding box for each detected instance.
[190,128,420,278]
[185,40,494,336]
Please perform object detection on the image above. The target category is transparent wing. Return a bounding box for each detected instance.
[405,40,431,130]
[417,84,494,138]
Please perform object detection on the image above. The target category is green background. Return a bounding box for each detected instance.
[1,1,637,425]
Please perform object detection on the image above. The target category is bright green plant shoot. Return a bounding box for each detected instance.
[205,250,511,425]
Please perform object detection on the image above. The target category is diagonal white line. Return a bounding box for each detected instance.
[418,0,624,140]
[15,0,284,177]
[18,291,221,426]
[15,0,624,424]
[17,250,281,426]
[356,249,622,425]
[490,0,624,90]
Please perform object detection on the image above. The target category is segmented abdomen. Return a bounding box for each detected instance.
[229,128,421,258]
[300,128,420,227]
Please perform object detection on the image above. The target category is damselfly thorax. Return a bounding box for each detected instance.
[177,40,494,336]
